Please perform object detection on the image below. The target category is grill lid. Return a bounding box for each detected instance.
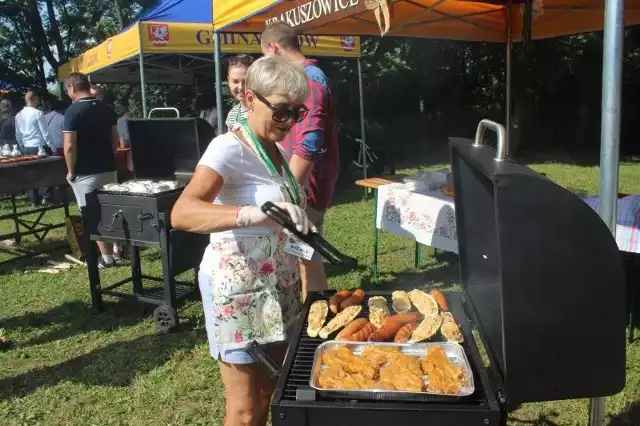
[127,118,214,181]
[450,120,626,405]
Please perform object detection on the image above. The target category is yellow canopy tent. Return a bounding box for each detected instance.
[58,0,360,117]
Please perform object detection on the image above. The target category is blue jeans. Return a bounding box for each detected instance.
[21,146,53,203]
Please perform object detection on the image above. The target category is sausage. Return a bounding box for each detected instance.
[329,290,351,314]
[367,313,423,342]
[394,323,418,344]
[339,289,365,310]
[335,318,369,340]
[429,290,448,311]
[347,322,377,341]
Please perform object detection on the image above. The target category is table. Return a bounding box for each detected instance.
[356,175,424,279]
[0,157,70,268]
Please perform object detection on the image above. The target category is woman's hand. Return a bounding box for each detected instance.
[236,203,317,235]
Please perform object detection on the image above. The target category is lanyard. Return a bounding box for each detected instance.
[239,120,300,206]
[235,105,244,123]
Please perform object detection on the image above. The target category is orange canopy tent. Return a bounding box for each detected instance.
[212,0,640,42]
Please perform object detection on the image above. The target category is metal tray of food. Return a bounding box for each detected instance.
[310,341,475,401]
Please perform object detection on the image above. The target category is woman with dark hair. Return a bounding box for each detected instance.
[0,99,15,147]
[196,92,218,132]
[225,54,254,131]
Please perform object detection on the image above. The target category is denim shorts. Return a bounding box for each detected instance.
[198,269,291,364]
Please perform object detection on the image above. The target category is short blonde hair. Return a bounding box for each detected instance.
[245,55,308,105]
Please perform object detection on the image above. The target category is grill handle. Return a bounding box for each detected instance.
[244,341,281,378]
[473,119,507,162]
[148,107,180,118]
[108,210,123,231]
[137,212,154,222]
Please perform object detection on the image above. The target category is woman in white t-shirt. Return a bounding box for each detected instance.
[171,55,313,426]
[225,54,253,131]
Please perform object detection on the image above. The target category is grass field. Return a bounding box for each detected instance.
[0,159,639,425]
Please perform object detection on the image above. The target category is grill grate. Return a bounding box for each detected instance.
[280,292,489,406]
[96,186,183,198]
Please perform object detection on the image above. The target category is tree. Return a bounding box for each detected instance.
[0,0,148,90]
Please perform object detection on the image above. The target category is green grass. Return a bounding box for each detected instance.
[1,160,640,425]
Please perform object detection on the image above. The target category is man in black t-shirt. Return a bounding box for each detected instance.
[63,72,119,269]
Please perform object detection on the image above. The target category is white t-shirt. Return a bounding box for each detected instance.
[197,131,292,244]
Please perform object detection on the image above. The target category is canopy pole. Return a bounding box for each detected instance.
[213,31,225,135]
[357,57,368,200]
[505,1,512,151]
[138,23,148,118]
[590,0,624,421]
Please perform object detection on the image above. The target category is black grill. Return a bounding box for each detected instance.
[82,118,214,333]
[270,120,627,426]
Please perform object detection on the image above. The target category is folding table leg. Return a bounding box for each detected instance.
[414,242,421,268]
[629,282,636,344]
[372,189,379,280]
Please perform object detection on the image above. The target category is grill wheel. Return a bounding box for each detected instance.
[153,305,178,334]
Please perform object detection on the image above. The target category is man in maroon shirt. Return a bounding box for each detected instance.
[261,22,340,297]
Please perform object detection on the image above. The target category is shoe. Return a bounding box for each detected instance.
[41,198,52,206]
[97,257,117,269]
[113,244,122,261]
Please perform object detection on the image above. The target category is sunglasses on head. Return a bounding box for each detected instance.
[228,55,254,67]
[254,92,308,123]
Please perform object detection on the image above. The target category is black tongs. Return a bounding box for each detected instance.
[261,201,358,269]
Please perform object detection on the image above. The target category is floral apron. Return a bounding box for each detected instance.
[204,121,305,349]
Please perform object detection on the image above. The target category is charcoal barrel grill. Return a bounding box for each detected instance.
[269,120,626,425]
[83,118,214,333]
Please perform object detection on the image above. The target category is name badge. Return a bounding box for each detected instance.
[284,236,315,260]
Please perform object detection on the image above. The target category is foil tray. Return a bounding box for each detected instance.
[309,341,475,401]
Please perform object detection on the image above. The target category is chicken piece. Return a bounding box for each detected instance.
[421,346,464,394]
[352,373,380,389]
[361,345,402,367]
[317,365,349,389]
[379,353,424,392]
[322,347,378,379]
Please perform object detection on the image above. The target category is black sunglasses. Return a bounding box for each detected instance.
[228,55,254,67]
[254,92,308,123]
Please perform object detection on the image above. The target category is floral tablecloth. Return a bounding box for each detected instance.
[377,184,640,255]
[583,195,640,254]
[376,183,458,253]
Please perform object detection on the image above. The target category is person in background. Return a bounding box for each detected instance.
[15,90,54,205]
[225,54,253,131]
[171,55,313,426]
[44,96,65,156]
[64,72,119,269]
[114,98,132,148]
[195,93,218,132]
[90,85,105,102]
[0,99,15,147]
[261,22,340,299]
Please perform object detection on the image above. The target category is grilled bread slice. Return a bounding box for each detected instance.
[440,311,464,343]
[319,305,362,339]
[408,314,443,343]
[391,290,412,314]
[368,296,390,329]
[408,289,439,317]
[307,300,329,338]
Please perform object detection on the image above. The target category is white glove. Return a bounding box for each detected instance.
[236,203,317,235]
